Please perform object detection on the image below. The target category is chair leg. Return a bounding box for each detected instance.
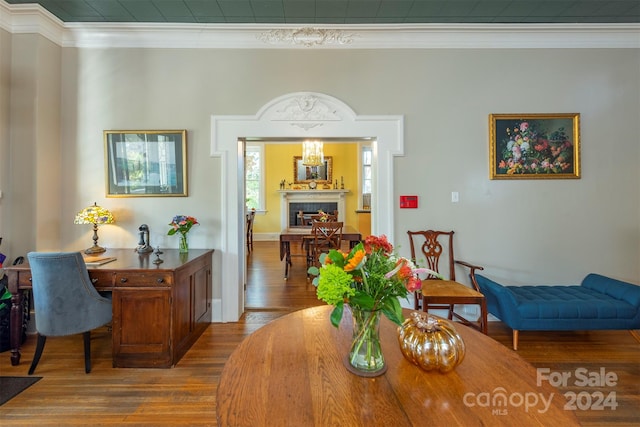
[513,330,519,351]
[28,334,47,375]
[83,331,92,373]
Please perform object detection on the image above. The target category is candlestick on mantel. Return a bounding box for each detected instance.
[340,176,344,189]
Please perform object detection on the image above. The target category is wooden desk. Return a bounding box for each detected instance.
[217,306,579,426]
[279,226,362,279]
[422,279,488,334]
[5,248,214,368]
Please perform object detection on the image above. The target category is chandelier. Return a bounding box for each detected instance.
[301,140,324,166]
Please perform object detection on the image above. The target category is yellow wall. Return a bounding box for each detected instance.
[257,143,359,233]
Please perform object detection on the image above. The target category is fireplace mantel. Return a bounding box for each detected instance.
[278,190,350,196]
[278,190,350,229]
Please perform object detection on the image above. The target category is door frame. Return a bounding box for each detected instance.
[212,92,404,322]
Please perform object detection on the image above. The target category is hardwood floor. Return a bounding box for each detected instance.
[1,241,638,426]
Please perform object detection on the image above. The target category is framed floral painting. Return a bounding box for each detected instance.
[489,113,580,179]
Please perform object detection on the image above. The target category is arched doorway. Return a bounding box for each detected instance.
[212,92,404,322]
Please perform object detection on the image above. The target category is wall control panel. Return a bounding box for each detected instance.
[399,195,418,209]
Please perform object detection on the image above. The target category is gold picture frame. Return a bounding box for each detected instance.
[104,130,187,197]
[489,113,580,179]
[293,156,333,184]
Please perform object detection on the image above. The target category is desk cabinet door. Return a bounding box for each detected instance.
[111,288,171,368]
[173,261,211,362]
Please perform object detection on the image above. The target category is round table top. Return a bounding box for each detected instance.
[217,305,579,426]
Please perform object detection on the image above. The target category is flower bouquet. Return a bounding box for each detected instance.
[308,235,441,375]
[168,215,199,253]
[316,210,331,222]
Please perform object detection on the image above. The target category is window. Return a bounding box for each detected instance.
[362,145,372,209]
[245,143,264,211]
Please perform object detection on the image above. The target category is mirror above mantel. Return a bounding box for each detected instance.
[293,156,332,184]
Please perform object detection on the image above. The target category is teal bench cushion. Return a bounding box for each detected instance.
[476,274,640,331]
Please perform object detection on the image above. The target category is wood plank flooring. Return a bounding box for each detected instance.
[1,241,638,426]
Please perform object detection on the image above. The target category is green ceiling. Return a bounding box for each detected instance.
[5,0,639,24]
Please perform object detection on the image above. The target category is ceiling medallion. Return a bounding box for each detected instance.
[258,28,357,47]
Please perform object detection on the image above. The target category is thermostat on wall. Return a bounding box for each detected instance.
[400,195,418,209]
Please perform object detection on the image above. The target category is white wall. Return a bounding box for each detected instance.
[62,47,640,281]
[3,29,639,316]
[2,31,62,258]
[0,28,9,249]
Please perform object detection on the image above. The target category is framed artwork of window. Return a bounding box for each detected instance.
[104,130,187,197]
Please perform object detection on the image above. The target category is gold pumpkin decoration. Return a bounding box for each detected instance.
[397,311,465,373]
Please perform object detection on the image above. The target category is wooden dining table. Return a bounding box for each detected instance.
[279,226,362,279]
[217,305,580,426]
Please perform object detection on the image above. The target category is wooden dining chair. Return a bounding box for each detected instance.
[407,230,455,309]
[406,230,483,302]
[300,210,338,226]
[406,229,487,333]
[246,209,256,254]
[305,221,344,271]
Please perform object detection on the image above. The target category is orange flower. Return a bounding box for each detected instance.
[395,260,413,281]
[363,235,393,255]
[344,249,365,272]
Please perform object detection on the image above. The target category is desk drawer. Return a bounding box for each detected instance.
[114,272,173,287]
[17,271,32,287]
[18,270,113,289]
[88,271,114,288]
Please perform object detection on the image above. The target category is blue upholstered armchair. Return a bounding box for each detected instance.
[26,252,112,374]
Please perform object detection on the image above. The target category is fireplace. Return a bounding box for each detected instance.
[278,190,349,230]
[289,202,338,226]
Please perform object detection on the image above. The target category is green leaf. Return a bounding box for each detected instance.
[381,297,404,326]
[330,302,344,328]
[307,266,319,277]
[319,252,329,265]
[350,292,375,310]
[326,250,345,266]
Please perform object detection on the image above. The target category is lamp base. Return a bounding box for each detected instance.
[85,245,106,255]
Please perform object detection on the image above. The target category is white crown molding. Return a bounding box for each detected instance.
[0,1,65,45]
[2,0,639,49]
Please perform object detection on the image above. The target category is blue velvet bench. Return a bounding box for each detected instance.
[474,273,640,350]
